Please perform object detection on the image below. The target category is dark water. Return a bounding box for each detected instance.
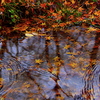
[0,26,100,100]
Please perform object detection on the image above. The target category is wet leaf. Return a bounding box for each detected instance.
[35,59,43,64]
[69,62,78,68]
[66,52,76,55]
[53,56,60,61]
[87,27,97,32]
[25,33,34,37]
[64,45,70,49]
[7,68,12,70]
[0,78,4,81]
[25,31,38,37]
[45,36,53,40]
[0,97,5,100]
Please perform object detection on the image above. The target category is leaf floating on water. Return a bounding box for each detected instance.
[25,33,34,37]
[69,62,78,68]
[64,45,70,49]
[25,31,38,37]
[53,56,60,61]
[87,27,97,32]
[35,59,43,64]
[0,78,4,81]
[66,52,76,55]
[7,68,12,70]
[0,97,5,100]
[0,64,3,68]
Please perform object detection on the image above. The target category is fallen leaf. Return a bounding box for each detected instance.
[53,56,60,61]
[25,33,34,37]
[69,62,78,68]
[71,0,75,4]
[87,27,97,32]
[64,45,70,49]
[7,68,12,70]
[35,59,43,64]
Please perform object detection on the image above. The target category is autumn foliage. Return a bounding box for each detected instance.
[0,0,100,34]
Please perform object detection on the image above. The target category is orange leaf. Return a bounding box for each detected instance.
[78,7,84,12]
[70,0,75,4]
[59,23,66,27]
[40,3,47,9]
[64,45,70,49]
[49,8,54,13]
[85,1,89,5]
[47,2,54,6]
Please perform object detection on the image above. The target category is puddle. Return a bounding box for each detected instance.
[0,26,100,100]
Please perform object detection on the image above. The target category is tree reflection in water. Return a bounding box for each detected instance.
[82,32,100,100]
[0,26,100,100]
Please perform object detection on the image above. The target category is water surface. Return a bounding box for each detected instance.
[0,26,100,100]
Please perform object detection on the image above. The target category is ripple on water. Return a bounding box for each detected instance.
[0,54,23,96]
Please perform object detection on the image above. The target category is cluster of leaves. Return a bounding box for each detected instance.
[0,0,100,33]
[3,3,21,25]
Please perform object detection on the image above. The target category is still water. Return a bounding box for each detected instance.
[0,26,100,100]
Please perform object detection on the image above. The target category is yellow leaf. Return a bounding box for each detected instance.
[25,32,38,37]
[41,22,46,26]
[25,33,34,37]
[82,67,86,71]
[54,62,61,66]
[56,96,64,100]
[89,15,95,19]
[87,27,97,32]
[53,56,60,61]
[0,64,3,68]
[45,36,53,40]
[7,68,12,70]
[52,70,57,75]
[0,97,5,100]
[66,52,76,55]
[70,0,75,4]
[64,45,70,49]
[69,63,78,68]
[25,84,30,88]
[0,78,4,81]
[35,59,43,64]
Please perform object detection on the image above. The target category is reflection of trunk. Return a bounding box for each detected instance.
[90,32,100,62]
[45,31,61,98]
[52,31,61,98]
[82,32,100,100]
[0,40,7,59]
[0,69,3,90]
[0,40,7,90]
[45,31,72,98]
[7,38,19,57]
